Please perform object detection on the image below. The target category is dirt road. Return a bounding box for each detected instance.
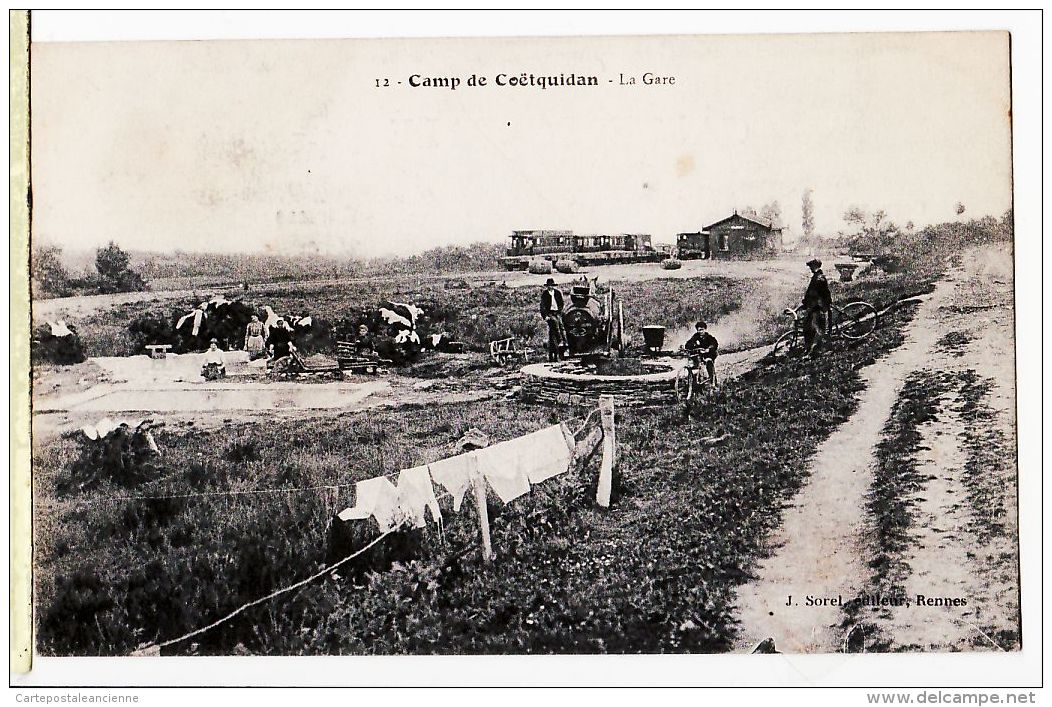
[732,246,1017,653]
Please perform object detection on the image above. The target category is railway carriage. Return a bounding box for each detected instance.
[503,230,662,270]
[675,231,711,260]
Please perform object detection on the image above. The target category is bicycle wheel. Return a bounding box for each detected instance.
[838,301,878,340]
[771,331,797,362]
[675,367,695,403]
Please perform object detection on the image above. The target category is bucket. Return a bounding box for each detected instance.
[642,325,666,351]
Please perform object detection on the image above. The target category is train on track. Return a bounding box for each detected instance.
[502,229,665,270]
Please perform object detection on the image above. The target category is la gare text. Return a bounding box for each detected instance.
[374,73,677,90]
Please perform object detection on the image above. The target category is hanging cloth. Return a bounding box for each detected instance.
[48,320,73,337]
[477,459,531,504]
[471,423,573,501]
[176,308,205,337]
[337,476,403,531]
[427,453,474,512]
[396,466,441,528]
[517,424,574,484]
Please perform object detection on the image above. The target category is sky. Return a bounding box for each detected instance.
[30,31,1013,258]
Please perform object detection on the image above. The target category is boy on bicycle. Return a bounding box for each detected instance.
[684,320,719,385]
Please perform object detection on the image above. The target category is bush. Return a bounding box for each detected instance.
[528,260,553,275]
[554,260,578,274]
[31,324,86,365]
[96,242,147,294]
[31,245,74,299]
[661,259,682,270]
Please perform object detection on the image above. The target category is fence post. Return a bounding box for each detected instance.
[468,453,493,562]
[597,395,616,508]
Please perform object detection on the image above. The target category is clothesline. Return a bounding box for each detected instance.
[129,404,610,657]
[53,411,603,510]
[39,481,360,509]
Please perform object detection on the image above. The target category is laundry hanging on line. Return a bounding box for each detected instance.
[477,457,531,503]
[337,422,580,529]
[338,476,404,532]
[478,424,574,487]
[427,453,474,512]
[397,466,442,528]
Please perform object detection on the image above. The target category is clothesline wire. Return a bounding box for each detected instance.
[571,408,601,439]
[42,482,359,509]
[130,411,605,655]
[141,523,402,654]
[55,412,603,509]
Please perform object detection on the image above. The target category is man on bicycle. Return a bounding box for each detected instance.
[800,258,832,356]
[684,320,718,385]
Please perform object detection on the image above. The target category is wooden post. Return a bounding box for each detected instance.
[596,395,616,508]
[468,453,493,562]
[323,485,337,530]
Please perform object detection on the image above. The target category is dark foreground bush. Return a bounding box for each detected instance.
[31,324,86,365]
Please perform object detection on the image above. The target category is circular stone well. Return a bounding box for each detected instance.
[519,357,685,408]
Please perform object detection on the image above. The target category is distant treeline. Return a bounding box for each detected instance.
[139,241,506,283]
[32,241,507,298]
[841,209,1013,266]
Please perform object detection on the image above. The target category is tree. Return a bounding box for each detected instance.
[95,241,146,294]
[841,207,900,254]
[955,202,966,216]
[31,244,73,298]
[759,200,782,226]
[801,188,815,238]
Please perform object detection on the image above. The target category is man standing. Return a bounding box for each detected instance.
[800,258,832,356]
[540,277,567,361]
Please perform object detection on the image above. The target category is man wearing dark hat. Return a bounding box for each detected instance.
[801,258,832,356]
[540,278,567,361]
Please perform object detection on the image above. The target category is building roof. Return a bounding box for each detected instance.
[704,212,783,231]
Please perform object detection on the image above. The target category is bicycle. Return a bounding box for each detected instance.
[770,300,878,361]
[674,351,717,416]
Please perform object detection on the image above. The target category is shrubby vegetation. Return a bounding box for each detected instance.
[31,242,146,298]
[74,276,752,358]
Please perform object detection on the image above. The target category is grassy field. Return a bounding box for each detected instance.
[34,303,919,656]
[51,264,933,363]
[66,274,760,359]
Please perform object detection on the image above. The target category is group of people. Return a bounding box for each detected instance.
[243,313,296,360]
[537,257,835,379]
[199,313,304,380]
